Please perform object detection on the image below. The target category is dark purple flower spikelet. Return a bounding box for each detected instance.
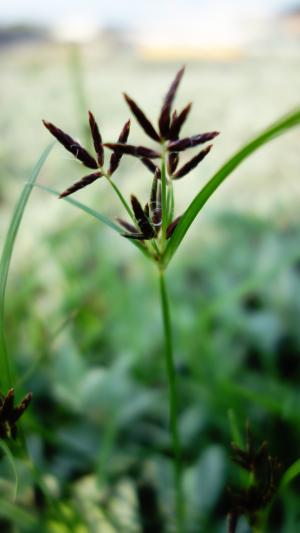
[158,66,185,139]
[88,111,104,167]
[108,119,131,175]
[59,171,102,199]
[131,195,156,239]
[42,120,98,169]
[169,102,192,140]
[166,216,182,239]
[172,145,213,179]
[150,169,162,231]
[227,428,281,532]
[0,388,32,439]
[105,143,160,160]
[140,158,161,177]
[43,66,220,238]
[123,93,160,142]
[116,218,137,234]
[167,152,179,175]
[168,131,219,152]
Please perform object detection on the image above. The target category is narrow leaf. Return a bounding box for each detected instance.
[35,184,150,258]
[164,108,300,266]
[280,458,300,490]
[0,440,19,501]
[0,143,54,391]
[35,183,122,233]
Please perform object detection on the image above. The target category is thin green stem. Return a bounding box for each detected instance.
[167,178,175,225]
[158,269,185,532]
[105,176,133,219]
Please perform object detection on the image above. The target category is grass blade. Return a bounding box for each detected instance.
[280,458,300,490]
[35,183,123,233]
[163,108,300,266]
[0,144,54,391]
[0,440,19,501]
[35,183,151,258]
[0,499,36,529]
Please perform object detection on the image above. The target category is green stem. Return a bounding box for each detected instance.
[158,269,185,532]
[105,176,133,219]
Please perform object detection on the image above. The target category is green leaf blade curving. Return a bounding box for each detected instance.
[163,108,300,267]
[0,143,54,391]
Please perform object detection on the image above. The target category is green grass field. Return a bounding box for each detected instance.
[1,42,300,532]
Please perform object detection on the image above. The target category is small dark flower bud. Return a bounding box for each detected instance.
[166,216,181,239]
[122,232,146,241]
[12,392,32,422]
[150,170,158,212]
[59,172,102,198]
[168,131,219,152]
[158,66,185,139]
[173,145,212,179]
[118,119,131,143]
[140,158,160,177]
[150,168,162,230]
[123,94,160,142]
[42,120,98,169]
[169,102,192,140]
[167,152,179,175]
[131,195,155,238]
[116,218,137,234]
[144,203,150,218]
[88,111,104,167]
[108,119,131,175]
[105,143,161,159]
[0,388,32,439]
[1,387,14,418]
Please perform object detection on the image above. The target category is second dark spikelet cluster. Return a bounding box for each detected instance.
[117,169,182,242]
[227,426,281,533]
[0,388,32,440]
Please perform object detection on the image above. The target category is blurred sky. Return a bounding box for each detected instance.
[0,0,295,27]
[1,0,298,48]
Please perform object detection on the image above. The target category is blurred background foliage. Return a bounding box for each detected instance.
[1,1,300,531]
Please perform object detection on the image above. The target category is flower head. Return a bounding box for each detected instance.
[43,67,219,262]
[0,388,32,440]
[227,426,281,532]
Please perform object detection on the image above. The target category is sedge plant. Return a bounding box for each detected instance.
[42,67,219,531]
[40,67,300,532]
[1,63,300,533]
[1,66,299,531]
